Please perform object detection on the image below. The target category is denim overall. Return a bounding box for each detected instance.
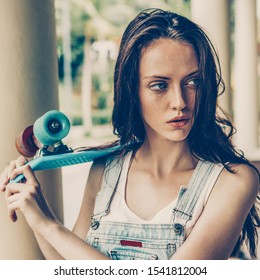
[86,154,220,260]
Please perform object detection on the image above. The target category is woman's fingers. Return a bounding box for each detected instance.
[0,163,15,192]
[0,173,9,192]
[4,162,38,223]
[6,196,18,222]
[5,180,50,233]
[1,157,45,228]
[1,157,49,230]
[6,156,27,178]
[5,183,22,222]
[6,181,39,222]
[15,156,28,168]
[0,157,28,191]
[7,160,17,178]
[9,164,38,186]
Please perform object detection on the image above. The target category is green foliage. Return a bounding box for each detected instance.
[92,109,112,125]
[72,115,83,126]
[57,0,191,83]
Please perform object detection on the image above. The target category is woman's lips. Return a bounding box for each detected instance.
[167,116,190,128]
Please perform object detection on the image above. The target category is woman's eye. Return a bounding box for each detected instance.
[186,77,199,88]
[149,82,168,91]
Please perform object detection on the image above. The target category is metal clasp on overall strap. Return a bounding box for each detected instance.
[172,208,192,235]
[91,209,110,230]
[91,218,100,230]
[173,223,184,235]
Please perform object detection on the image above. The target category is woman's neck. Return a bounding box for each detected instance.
[134,137,197,178]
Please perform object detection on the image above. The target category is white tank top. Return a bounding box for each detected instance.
[102,151,224,235]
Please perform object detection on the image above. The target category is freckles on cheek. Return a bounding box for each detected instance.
[140,100,163,127]
[139,94,152,114]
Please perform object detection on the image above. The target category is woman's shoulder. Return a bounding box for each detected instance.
[87,151,127,189]
[224,163,258,188]
[215,163,259,202]
[85,157,107,198]
[88,156,107,182]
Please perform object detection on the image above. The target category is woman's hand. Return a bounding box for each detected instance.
[0,156,27,192]
[0,157,56,234]
[0,157,109,260]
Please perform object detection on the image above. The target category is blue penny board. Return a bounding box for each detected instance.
[12,145,122,183]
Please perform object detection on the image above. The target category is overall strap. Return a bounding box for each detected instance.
[91,154,125,229]
[172,160,217,226]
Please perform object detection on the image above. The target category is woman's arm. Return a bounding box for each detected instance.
[34,233,64,259]
[72,157,106,240]
[3,157,110,259]
[1,157,63,259]
[40,157,109,259]
[171,164,259,260]
[37,219,109,260]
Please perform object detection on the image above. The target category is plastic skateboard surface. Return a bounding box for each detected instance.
[12,145,122,183]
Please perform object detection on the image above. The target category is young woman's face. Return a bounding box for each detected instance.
[138,38,198,143]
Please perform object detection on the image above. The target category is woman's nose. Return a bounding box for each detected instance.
[169,85,186,111]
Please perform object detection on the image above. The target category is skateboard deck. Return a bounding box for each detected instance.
[12,144,122,183]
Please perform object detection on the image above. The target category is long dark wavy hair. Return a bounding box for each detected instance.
[109,8,260,258]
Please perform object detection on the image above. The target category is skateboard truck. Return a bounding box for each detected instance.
[35,141,73,157]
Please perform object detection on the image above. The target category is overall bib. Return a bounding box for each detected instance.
[86,153,223,260]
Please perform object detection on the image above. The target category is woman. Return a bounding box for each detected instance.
[1,8,259,260]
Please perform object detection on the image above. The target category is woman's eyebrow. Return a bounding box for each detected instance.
[185,70,199,78]
[142,70,199,81]
[142,75,171,80]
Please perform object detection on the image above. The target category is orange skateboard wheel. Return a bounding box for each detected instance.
[15,125,41,157]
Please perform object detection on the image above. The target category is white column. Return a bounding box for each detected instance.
[61,0,73,121]
[81,40,93,132]
[190,0,231,114]
[233,0,258,155]
[0,0,63,259]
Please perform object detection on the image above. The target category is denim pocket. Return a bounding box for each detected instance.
[110,248,158,260]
